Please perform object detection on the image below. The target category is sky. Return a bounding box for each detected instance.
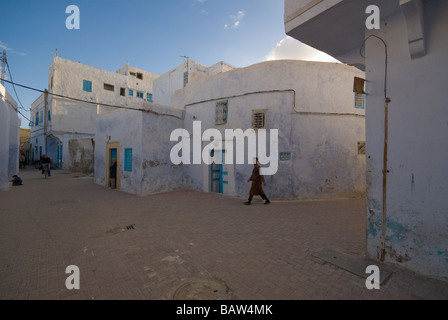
[0,0,338,128]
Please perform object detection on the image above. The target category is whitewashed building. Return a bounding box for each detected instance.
[285,0,448,279]
[0,83,20,190]
[30,56,159,171]
[153,60,234,106]
[95,59,366,200]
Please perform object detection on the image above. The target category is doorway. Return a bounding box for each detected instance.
[210,149,228,194]
[106,142,120,189]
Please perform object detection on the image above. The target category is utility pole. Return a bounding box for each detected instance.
[1,50,6,85]
[44,89,48,155]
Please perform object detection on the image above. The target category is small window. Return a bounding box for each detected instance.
[120,88,126,96]
[129,89,134,97]
[146,93,153,102]
[358,141,366,155]
[124,148,132,172]
[83,80,92,92]
[183,71,188,87]
[136,91,144,99]
[104,83,115,92]
[35,112,39,125]
[215,101,228,125]
[48,110,51,121]
[252,110,266,130]
[129,72,136,76]
[355,93,365,109]
[137,73,143,80]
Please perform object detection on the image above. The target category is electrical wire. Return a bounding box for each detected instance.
[0,78,151,113]
[5,60,29,112]
[359,34,388,101]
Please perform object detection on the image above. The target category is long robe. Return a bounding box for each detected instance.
[249,164,266,196]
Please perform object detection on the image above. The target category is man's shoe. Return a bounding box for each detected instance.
[264,199,271,204]
[244,201,251,205]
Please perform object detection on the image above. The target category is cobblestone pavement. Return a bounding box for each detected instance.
[0,168,447,300]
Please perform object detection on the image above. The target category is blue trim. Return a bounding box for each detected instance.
[355,93,365,109]
[124,148,132,172]
[279,152,291,161]
[83,80,92,92]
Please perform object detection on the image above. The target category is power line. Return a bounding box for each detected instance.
[6,60,29,112]
[0,78,151,113]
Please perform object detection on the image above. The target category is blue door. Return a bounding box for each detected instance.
[110,148,117,163]
[210,149,228,194]
[57,145,63,168]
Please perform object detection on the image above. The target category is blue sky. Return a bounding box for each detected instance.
[1,0,337,128]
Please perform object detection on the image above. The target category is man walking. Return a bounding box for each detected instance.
[244,157,270,205]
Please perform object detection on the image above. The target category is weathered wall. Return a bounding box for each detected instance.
[365,1,448,279]
[141,105,184,196]
[173,60,366,200]
[94,108,143,195]
[68,138,95,174]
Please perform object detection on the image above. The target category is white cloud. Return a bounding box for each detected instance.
[0,41,26,56]
[225,11,245,29]
[265,36,339,63]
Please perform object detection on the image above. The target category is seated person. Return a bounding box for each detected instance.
[10,175,23,186]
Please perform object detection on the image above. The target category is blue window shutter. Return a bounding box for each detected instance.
[147,93,153,102]
[124,148,132,172]
[129,89,134,96]
[83,80,92,92]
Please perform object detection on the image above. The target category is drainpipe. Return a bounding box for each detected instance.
[381,97,391,262]
[361,35,390,262]
[44,89,48,155]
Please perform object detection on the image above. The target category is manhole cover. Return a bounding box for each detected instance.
[173,277,233,300]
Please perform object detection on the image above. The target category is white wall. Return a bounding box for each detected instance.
[94,108,143,195]
[365,1,448,279]
[94,103,183,196]
[173,60,366,200]
[0,84,20,190]
[153,60,234,107]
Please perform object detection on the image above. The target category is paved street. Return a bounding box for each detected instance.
[0,167,447,300]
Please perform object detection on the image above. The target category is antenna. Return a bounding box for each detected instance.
[1,50,6,85]
[180,56,190,87]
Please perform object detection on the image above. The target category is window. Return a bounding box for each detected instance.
[83,80,92,92]
[183,71,188,87]
[136,91,144,99]
[124,148,132,172]
[355,93,365,109]
[129,89,134,97]
[252,110,266,129]
[104,83,115,92]
[129,72,136,76]
[48,110,51,121]
[146,93,153,102]
[120,88,126,96]
[215,101,228,125]
[35,112,39,125]
[137,73,143,80]
[39,111,43,124]
[358,141,366,155]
